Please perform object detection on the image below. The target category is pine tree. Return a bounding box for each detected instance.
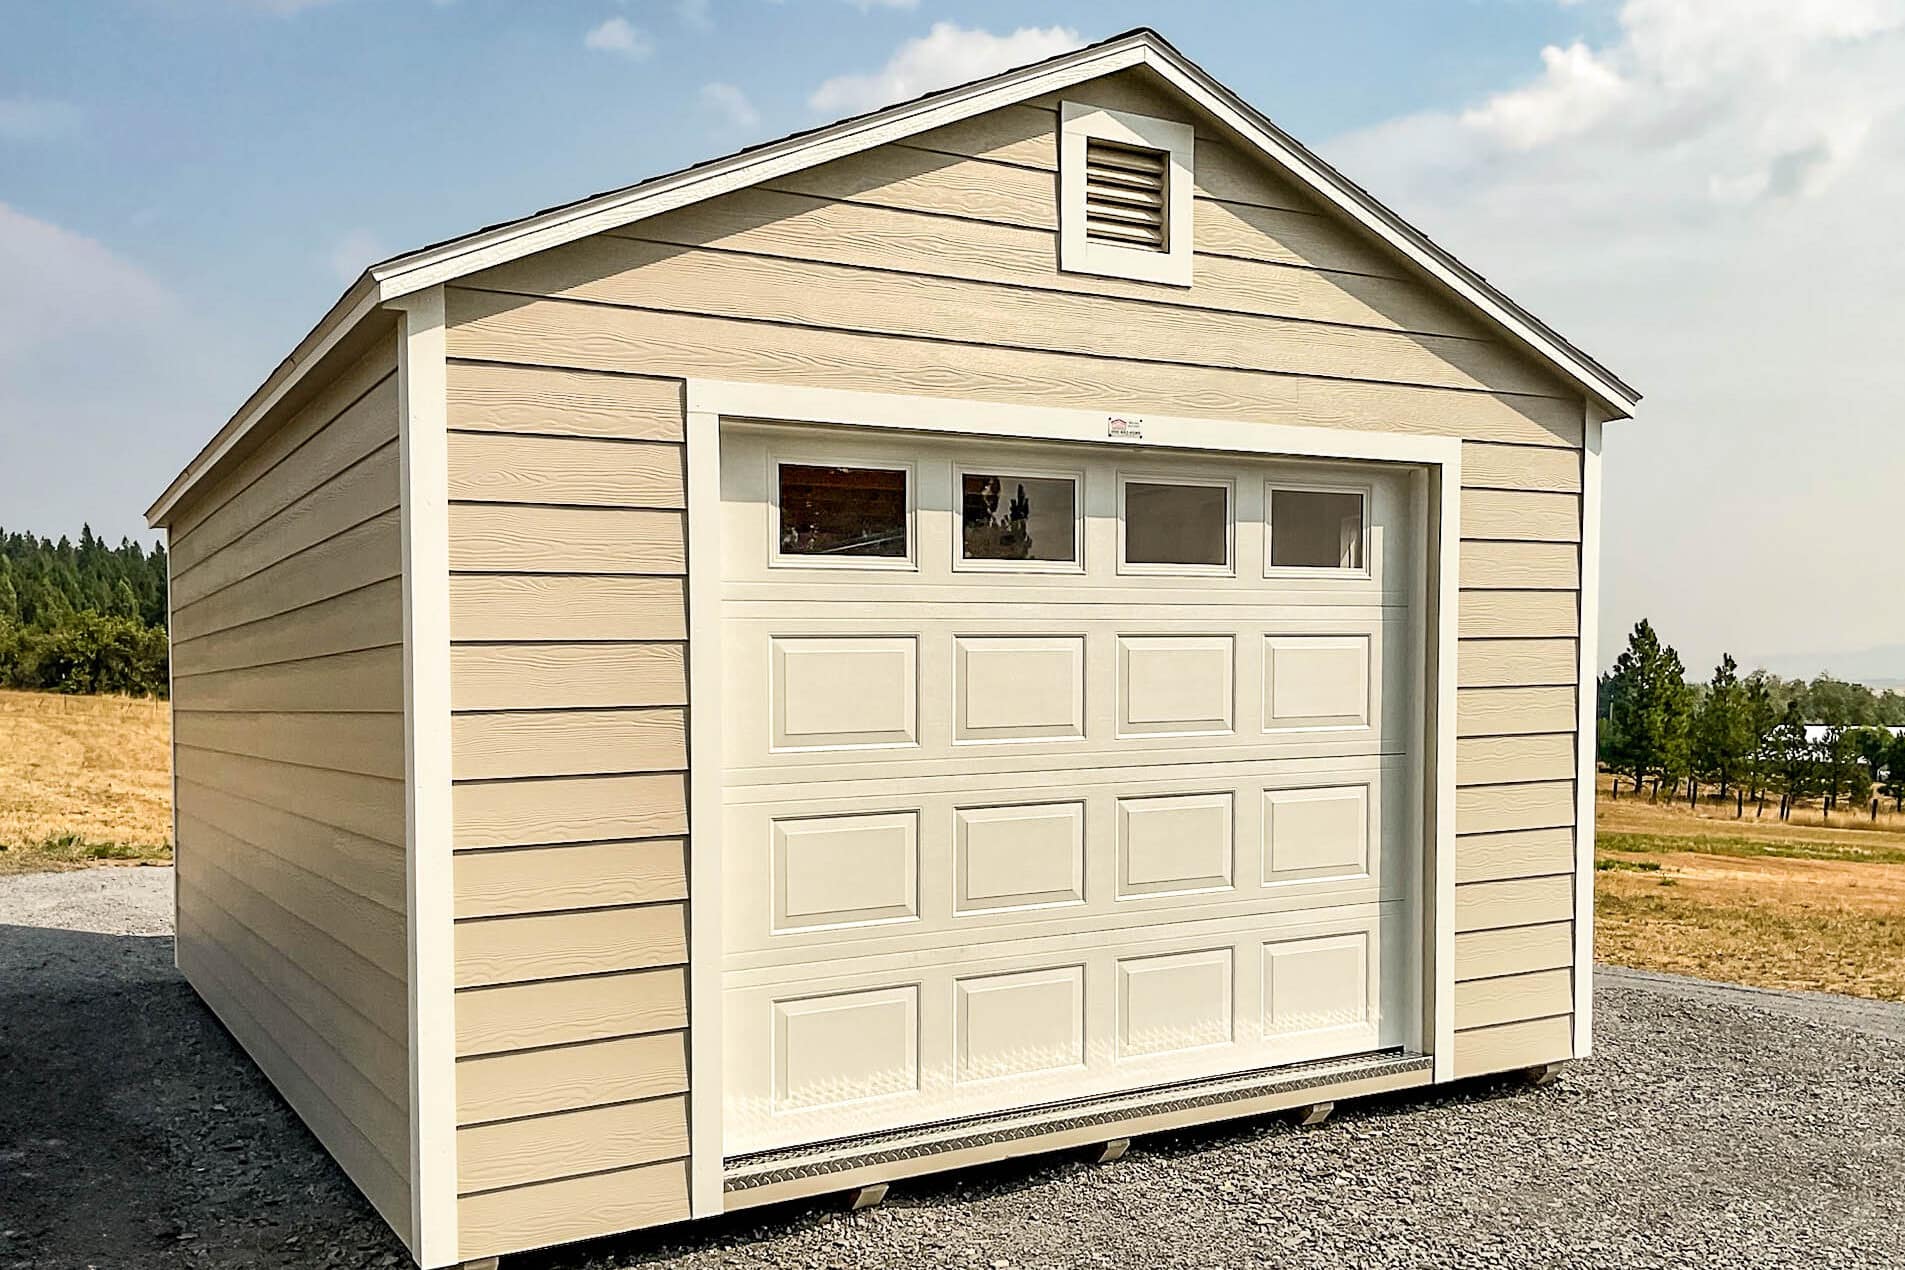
[1742,670,1778,799]
[1694,653,1752,798]
[1601,620,1694,794]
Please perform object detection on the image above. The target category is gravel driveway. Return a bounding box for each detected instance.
[4,868,1902,1269]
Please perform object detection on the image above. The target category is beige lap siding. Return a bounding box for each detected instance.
[444,363,693,1260]
[437,68,1589,1252]
[166,333,412,1242]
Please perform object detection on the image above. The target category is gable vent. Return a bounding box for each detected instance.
[1083,138,1169,251]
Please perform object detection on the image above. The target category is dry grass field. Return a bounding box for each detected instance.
[1596,777,1905,1001]
[0,688,172,873]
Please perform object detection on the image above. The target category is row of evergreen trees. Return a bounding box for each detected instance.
[1599,619,1905,812]
[0,527,171,696]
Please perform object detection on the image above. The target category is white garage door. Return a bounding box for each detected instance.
[718,422,1419,1157]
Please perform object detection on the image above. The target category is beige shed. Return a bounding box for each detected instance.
[146,28,1636,1270]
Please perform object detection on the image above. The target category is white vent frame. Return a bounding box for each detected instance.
[1059,101,1195,287]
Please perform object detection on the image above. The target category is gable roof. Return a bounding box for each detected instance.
[149,26,1638,526]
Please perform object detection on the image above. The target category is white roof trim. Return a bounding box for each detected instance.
[150,28,1635,526]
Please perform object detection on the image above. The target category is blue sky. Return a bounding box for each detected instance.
[4,0,1902,673]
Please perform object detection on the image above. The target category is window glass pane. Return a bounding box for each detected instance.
[1270,489,1364,569]
[778,464,908,558]
[961,472,1078,562]
[1123,481,1229,567]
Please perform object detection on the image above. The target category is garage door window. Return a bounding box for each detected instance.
[1119,477,1233,573]
[777,462,912,565]
[957,468,1081,569]
[1267,486,1366,572]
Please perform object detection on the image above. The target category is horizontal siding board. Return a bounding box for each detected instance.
[456,1030,688,1126]
[1455,780,1576,836]
[171,440,399,607]
[180,811,406,974]
[455,838,688,920]
[1454,968,1574,1031]
[1453,1014,1574,1079]
[177,935,413,1238]
[171,579,404,677]
[1454,921,1574,982]
[178,887,406,1083]
[179,847,407,1035]
[622,185,1500,344]
[170,345,396,547]
[177,776,406,916]
[452,707,687,780]
[1460,540,1579,590]
[447,433,685,509]
[1462,489,1581,543]
[170,508,400,643]
[1456,638,1578,689]
[449,576,687,642]
[1457,686,1577,737]
[1458,590,1578,640]
[177,900,408,1160]
[455,966,689,1057]
[172,710,405,781]
[172,646,402,715]
[454,902,688,988]
[456,1094,689,1195]
[451,643,688,711]
[446,360,684,441]
[473,235,1561,399]
[1454,827,1577,885]
[1455,875,1574,934]
[448,504,685,575]
[452,772,687,849]
[1455,733,1575,786]
[447,288,1585,449]
[175,746,405,847]
[456,1159,689,1263]
[1462,441,1581,493]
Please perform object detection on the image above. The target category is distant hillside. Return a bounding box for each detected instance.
[1752,644,1905,690]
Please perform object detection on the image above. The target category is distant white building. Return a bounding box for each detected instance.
[1802,724,1905,744]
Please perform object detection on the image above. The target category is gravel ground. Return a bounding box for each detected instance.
[3,868,1902,1270]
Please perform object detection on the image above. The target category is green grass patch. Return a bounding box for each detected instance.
[1596,856,1661,873]
[0,832,171,872]
[1597,829,1905,866]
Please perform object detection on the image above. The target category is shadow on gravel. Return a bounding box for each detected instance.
[0,924,405,1269]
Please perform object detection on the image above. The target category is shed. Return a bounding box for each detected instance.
[146,28,1637,1270]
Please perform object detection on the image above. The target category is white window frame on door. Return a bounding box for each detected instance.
[950,459,1087,575]
[1263,479,1374,580]
[768,450,918,571]
[1115,471,1237,577]
[683,378,1465,1219]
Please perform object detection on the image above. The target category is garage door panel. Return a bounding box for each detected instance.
[720,424,1422,1158]
[725,614,1407,777]
[722,904,1404,1153]
[722,762,1407,967]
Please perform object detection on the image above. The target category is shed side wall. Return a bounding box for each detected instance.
[168,332,412,1244]
[440,67,1583,1256]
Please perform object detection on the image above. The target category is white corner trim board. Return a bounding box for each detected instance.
[685,404,728,1219]
[681,378,1465,1207]
[1572,407,1604,1058]
[392,286,460,1268]
[148,29,1634,531]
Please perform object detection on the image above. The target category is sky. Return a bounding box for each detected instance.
[2,0,1901,677]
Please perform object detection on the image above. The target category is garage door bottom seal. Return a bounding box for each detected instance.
[725,1049,1430,1190]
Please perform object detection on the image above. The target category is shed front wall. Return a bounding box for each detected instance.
[167,331,413,1244]
[438,66,1586,1260]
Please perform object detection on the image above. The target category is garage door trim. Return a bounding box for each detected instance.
[682,377,1464,1216]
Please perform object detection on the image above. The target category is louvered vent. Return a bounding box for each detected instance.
[1083,138,1170,252]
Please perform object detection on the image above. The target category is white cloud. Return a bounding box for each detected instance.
[326,228,383,282]
[0,97,82,141]
[585,16,653,59]
[699,82,760,132]
[844,0,919,9]
[0,205,232,541]
[809,22,1081,116]
[1324,0,1905,670]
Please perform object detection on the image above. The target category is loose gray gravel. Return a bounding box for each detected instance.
[3,868,1902,1269]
